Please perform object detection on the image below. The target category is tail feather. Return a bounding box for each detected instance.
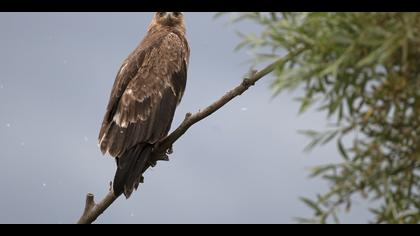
[113,143,153,198]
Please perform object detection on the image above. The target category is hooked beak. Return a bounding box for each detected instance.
[165,12,175,21]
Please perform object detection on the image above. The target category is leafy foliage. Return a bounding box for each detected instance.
[226,12,420,223]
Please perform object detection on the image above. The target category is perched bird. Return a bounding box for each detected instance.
[98,12,190,198]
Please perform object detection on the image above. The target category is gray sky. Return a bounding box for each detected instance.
[0,12,370,224]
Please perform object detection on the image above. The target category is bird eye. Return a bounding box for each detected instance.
[173,12,182,17]
[158,12,166,17]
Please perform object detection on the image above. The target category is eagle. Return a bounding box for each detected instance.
[98,12,190,199]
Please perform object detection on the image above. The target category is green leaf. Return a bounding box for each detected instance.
[297,96,315,114]
[310,164,337,178]
[300,197,323,216]
[338,139,350,161]
[321,130,339,145]
[298,129,320,138]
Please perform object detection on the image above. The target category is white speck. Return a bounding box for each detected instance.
[0,84,3,89]
[20,142,25,147]
[241,107,248,112]
[63,59,68,64]
[83,136,89,142]
[5,123,11,128]
[42,182,47,187]
[120,130,124,134]
[130,212,135,217]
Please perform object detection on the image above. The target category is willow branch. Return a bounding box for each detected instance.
[77,49,302,224]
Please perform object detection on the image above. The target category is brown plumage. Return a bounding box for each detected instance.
[98,12,190,198]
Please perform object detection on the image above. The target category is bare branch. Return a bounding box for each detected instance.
[76,49,302,224]
[152,50,301,157]
[77,191,119,224]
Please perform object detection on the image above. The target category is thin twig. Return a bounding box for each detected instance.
[77,49,303,224]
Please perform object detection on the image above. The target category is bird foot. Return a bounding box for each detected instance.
[166,146,173,155]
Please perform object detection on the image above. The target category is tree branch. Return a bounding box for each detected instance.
[77,191,119,224]
[77,50,301,224]
[152,50,301,157]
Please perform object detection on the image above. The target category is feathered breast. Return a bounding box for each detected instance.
[98,28,189,157]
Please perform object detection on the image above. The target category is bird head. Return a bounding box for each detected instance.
[153,12,184,27]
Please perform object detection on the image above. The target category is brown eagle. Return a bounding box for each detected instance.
[98,12,190,198]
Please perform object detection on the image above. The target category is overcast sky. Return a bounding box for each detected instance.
[0,12,370,224]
